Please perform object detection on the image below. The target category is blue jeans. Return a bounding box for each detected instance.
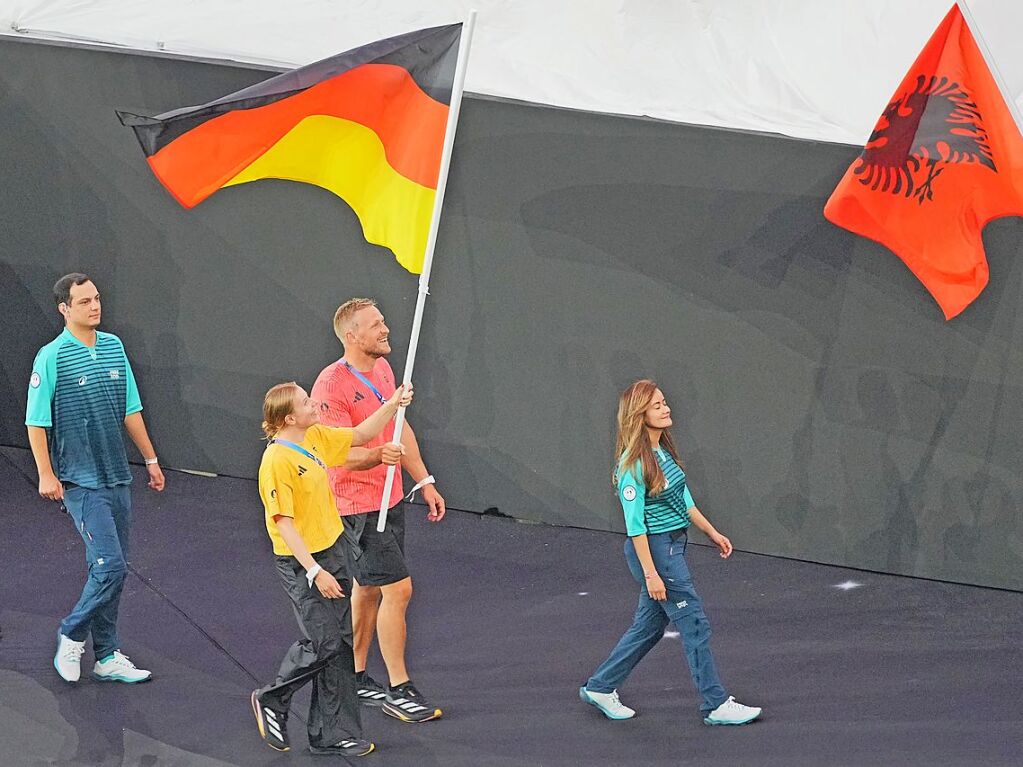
[59,485,132,661]
[586,530,728,712]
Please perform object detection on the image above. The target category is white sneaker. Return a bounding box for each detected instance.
[579,686,636,720]
[92,651,152,683]
[704,696,761,725]
[54,634,86,683]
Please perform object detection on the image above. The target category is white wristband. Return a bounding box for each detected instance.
[305,563,322,588]
[144,457,159,465]
[404,474,436,501]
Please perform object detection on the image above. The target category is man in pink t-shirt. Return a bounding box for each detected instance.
[311,298,446,724]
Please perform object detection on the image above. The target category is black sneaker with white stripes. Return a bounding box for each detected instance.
[309,737,375,757]
[356,672,389,707]
[381,681,443,723]
[251,689,289,752]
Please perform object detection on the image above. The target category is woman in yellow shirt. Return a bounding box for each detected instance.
[251,380,410,758]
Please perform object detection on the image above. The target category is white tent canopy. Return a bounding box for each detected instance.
[2,0,1022,146]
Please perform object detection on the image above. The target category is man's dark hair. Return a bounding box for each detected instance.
[53,273,92,306]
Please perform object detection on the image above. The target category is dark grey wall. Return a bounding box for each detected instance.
[2,38,1021,591]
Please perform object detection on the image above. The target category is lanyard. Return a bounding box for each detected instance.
[270,439,326,470]
[341,360,387,404]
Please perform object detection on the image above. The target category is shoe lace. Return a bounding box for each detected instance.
[61,642,85,662]
[109,651,136,668]
[608,690,623,707]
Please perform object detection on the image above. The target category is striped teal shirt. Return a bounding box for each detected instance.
[26,329,142,489]
[617,448,694,536]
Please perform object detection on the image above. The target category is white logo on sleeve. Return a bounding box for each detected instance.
[30,372,41,388]
[78,376,88,386]
[109,369,120,379]
[622,486,637,502]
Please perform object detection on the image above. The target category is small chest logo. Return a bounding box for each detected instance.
[30,372,41,389]
[353,391,365,403]
[297,465,308,476]
[78,376,88,386]
[109,370,120,380]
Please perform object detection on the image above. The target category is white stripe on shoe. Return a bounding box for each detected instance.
[390,699,429,712]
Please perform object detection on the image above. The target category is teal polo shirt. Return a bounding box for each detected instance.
[26,328,143,489]
[617,447,694,536]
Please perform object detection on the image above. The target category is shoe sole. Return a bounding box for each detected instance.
[579,687,634,720]
[703,712,761,726]
[381,703,443,723]
[91,673,152,684]
[251,690,290,752]
[309,743,376,757]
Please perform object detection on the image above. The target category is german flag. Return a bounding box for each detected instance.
[118,24,461,274]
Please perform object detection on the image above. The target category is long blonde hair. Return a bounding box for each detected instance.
[262,382,300,438]
[612,379,681,495]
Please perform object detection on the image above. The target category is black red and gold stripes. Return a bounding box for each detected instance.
[119,24,461,273]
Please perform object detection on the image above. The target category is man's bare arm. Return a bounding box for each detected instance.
[27,425,62,500]
[124,412,165,491]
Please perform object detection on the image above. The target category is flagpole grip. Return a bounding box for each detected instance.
[376,11,477,533]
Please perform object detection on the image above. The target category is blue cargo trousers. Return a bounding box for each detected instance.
[586,530,728,713]
[59,484,132,661]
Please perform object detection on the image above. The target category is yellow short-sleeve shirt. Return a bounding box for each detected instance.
[258,424,353,556]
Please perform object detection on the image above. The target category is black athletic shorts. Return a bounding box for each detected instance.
[342,503,409,587]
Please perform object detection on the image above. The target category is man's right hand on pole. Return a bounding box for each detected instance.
[379,442,406,466]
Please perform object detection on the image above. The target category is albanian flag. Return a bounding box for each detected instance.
[824,5,1023,319]
[118,24,461,274]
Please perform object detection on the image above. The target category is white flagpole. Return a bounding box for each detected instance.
[957,1,1023,137]
[376,10,477,532]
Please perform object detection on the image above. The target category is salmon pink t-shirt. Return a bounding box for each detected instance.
[311,357,404,515]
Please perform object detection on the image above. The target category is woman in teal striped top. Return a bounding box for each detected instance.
[580,379,761,726]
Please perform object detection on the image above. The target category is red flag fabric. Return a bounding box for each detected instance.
[824,4,1023,319]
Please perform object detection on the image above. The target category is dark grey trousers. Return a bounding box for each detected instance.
[260,536,362,747]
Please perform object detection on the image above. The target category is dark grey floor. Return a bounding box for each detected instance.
[1,445,1020,767]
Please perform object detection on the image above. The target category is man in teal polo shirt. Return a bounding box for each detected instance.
[26,273,165,685]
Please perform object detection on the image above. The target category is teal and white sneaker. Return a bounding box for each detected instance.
[703,696,761,725]
[579,686,635,720]
[54,633,86,683]
[92,651,152,683]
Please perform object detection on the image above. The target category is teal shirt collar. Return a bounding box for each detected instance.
[61,327,100,349]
